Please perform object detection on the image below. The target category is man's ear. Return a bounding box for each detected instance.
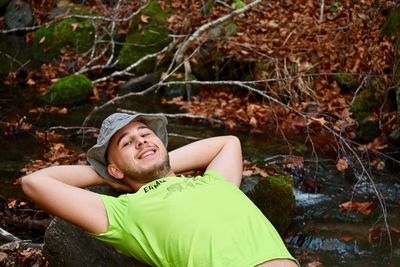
[107,164,124,180]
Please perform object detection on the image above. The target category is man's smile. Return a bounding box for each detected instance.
[137,147,157,159]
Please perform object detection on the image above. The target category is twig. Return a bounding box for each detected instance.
[117,108,224,125]
[0,240,43,250]
[92,40,177,84]
[0,226,20,242]
[350,75,369,106]
[320,0,325,22]
[174,0,262,63]
[168,133,201,141]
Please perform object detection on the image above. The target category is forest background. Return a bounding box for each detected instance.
[0,0,400,266]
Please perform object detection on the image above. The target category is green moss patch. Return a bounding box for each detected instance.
[118,0,172,74]
[242,170,295,234]
[33,17,94,60]
[41,74,93,105]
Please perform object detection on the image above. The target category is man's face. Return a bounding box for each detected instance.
[106,120,171,183]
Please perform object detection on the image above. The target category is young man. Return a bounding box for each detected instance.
[22,112,298,267]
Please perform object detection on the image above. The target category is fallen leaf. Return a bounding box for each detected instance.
[7,199,17,208]
[339,201,376,215]
[70,23,79,31]
[140,15,150,23]
[39,36,46,44]
[26,78,36,85]
[340,235,353,242]
[336,158,349,172]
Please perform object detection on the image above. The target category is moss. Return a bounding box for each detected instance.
[350,79,386,119]
[381,7,400,36]
[117,0,172,74]
[32,17,94,60]
[332,72,359,89]
[41,74,93,105]
[242,172,295,234]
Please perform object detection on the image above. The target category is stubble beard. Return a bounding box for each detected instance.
[124,152,172,182]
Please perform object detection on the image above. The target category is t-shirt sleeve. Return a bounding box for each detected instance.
[89,194,127,253]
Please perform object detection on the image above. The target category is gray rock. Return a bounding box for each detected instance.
[5,0,33,29]
[44,217,147,267]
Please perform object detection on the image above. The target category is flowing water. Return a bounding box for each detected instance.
[0,35,399,267]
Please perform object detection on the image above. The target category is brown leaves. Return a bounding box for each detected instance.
[163,90,276,131]
[336,158,349,172]
[339,201,376,215]
[368,225,400,245]
[3,118,32,137]
[20,143,87,175]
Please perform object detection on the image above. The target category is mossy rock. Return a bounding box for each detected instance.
[241,172,295,234]
[41,74,93,105]
[32,17,94,60]
[118,0,172,74]
[350,79,388,142]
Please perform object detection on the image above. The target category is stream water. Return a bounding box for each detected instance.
[1,35,399,267]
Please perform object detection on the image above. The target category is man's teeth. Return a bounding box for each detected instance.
[142,151,155,158]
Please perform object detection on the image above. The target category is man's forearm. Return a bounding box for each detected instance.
[168,136,240,173]
[22,165,104,188]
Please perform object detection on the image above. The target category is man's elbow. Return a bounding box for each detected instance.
[20,174,37,198]
[226,135,241,149]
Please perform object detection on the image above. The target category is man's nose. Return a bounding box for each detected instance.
[136,137,147,148]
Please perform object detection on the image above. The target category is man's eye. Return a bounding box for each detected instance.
[141,133,150,137]
[123,141,132,147]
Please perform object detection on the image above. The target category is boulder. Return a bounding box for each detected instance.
[44,218,147,267]
[241,172,296,234]
[32,16,94,60]
[40,74,93,105]
[118,0,172,74]
[4,0,33,29]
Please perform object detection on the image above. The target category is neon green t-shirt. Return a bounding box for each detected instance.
[92,170,297,266]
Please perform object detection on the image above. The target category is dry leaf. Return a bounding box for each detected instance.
[39,36,46,44]
[70,23,79,31]
[339,201,376,215]
[336,158,349,172]
[26,78,36,85]
[340,235,353,242]
[140,15,150,23]
[7,199,17,209]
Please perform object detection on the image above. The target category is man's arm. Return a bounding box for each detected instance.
[169,136,243,186]
[20,165,129,234]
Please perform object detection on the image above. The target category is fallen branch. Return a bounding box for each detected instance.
[0,240,43,251]
[0,227,20,243]
[92,39,177,84]
[117,108,224,125]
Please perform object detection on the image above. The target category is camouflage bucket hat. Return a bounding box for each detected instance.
[86,112,168,184]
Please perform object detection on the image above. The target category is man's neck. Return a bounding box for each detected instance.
[124,171,176,192]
